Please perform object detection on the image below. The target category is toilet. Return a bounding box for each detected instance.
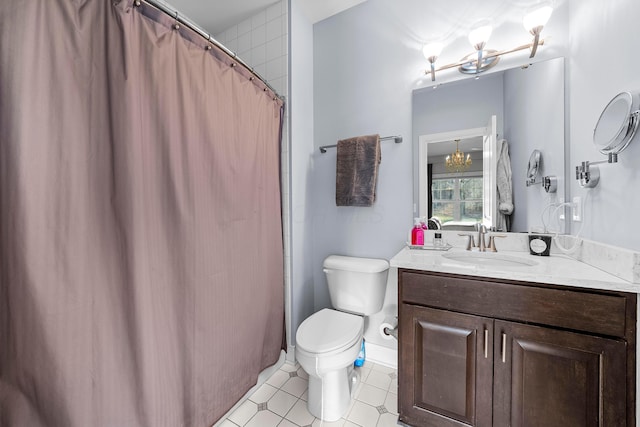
[295,255,389,421]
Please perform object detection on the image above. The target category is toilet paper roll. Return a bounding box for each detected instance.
[379,316,398,340]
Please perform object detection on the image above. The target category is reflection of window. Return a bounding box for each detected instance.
[432,176,482,223]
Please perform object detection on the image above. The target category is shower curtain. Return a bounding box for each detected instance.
[0,1,284,426]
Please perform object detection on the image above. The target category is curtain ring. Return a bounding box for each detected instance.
[205,35,212,51]
[173,11,180,30]
[133,0,141,6]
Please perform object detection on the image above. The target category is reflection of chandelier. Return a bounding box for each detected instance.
[445,139,472,172]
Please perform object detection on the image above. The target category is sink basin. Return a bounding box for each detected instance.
[442,252,539,267]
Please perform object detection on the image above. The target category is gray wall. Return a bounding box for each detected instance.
[310,2,570,304]
[306,0,569,351]
[568,0,640,249]
[290,0,640,352]
[311,2,413,314]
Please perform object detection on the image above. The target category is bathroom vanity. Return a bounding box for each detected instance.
[392,244,639,427]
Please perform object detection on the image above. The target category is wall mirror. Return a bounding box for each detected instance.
[412,57,566,233]
[593,91,640,155]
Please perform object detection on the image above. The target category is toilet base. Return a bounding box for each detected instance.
[307,366,360,422]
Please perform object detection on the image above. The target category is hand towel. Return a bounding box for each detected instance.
[335,134,381,207]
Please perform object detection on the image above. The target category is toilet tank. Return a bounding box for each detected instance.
[323,255,389,316]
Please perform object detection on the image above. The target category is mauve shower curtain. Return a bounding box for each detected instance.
[0,1,284,426]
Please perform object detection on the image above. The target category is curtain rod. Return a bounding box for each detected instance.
[134,0,284,101]
[319,136,403,153]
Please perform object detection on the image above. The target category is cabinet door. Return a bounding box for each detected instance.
[493,320,627,427]
[399,304,493,427]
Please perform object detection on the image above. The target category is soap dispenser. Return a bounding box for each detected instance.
[411,218,424,245]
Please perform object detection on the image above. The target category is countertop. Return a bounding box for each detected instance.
[391,246,640,294]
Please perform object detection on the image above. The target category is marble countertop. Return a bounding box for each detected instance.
[391,246,640,294]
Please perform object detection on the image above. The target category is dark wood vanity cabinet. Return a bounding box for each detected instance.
[398,269,636,427]
[400,304,494,426]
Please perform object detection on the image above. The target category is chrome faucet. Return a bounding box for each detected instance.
[476,223,487,252]
[459,224,488,251]
[459,224,505,252]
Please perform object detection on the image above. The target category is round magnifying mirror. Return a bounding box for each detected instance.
[527,149,541,182]
[593,91,640,155]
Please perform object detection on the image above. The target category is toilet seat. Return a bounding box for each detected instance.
[296,308,363,356]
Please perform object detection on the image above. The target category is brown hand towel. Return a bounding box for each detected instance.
[335,134,381,207]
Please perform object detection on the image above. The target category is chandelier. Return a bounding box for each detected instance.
[445,140,472,172]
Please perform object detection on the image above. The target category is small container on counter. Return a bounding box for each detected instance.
[528,233,552,256]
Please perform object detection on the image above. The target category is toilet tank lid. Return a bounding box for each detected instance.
[323,255,389,273]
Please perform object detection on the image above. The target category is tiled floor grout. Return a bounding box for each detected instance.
[217,360,398,427]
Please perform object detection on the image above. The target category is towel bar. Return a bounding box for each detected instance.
[319,135,403,153]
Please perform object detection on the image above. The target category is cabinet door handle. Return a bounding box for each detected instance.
[501,333,507,363]
[483,329,488,359]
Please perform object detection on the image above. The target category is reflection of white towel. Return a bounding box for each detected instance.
[496,139,513,232]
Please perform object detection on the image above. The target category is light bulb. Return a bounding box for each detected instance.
[422,42,443,62]
[468,24,492,50]
[523,5,553,34]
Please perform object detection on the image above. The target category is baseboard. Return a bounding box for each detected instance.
[365,341,397,369]
[285,344,296,363]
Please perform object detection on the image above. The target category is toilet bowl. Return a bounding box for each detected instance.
[295,255,389,421]
[296,308,363,421]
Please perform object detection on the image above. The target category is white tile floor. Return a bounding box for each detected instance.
[217,360,399,427]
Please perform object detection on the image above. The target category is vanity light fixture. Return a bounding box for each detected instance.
[465,22,494,77]
[424,4,552,81]
[523,4,553,57]
[422,42,444,82]
[445,139,472,172]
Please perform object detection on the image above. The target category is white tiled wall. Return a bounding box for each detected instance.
[215,1,288,98]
